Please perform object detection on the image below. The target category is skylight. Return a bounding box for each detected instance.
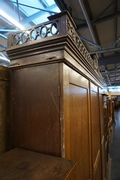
[103,86,120,92]
[9,0,61,27]
[0,0,61,63]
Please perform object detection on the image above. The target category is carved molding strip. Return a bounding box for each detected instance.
[11,20,59,46]
[67,18,93,67]
[7,11,103,81]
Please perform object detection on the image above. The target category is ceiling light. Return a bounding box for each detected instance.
[0,9,25,30]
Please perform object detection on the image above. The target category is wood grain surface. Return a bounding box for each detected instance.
[0,148,76,180]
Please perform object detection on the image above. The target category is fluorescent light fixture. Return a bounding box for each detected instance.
[0,9,25,30]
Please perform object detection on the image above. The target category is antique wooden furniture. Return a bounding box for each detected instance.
[100,94,110,180]
[6,11,108,180]
[0,148,75,180]
[99,92,105,180]
[0,66,10,154]
[100,94,115,180]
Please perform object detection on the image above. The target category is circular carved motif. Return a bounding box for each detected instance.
[50,22,58,35]
[11,21,59,46]
[29,29,39,40]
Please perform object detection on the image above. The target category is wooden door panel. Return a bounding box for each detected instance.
[99,92,104,139]
[101,136,106,180]
[69,84,90,180]
[90,83,101,179]
[11,64,60,156]
[93,152,102,180]
[91,90,100,163]
[99,92,106,180]
[62,67,90,180]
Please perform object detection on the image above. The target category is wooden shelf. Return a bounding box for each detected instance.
[0,148,76,180]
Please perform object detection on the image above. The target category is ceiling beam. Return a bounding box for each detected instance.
[10,0,58,14]
[16,0,20,21]
[80,36,102,49]
[77,0,102,58]
[0,29,17,32]
[0,33,7,39]
[77,10,120,29]
[20,4,57,24]
[94,10,120,25]
[111,36,120,48]
[98,53,120,65]
[101,69,120,75]
[77,0,97,44]
[103,74,111,86]
[0,52,8,59]
[41,0,48,8]
[89,47,120,55]
[93,0,117,23]
[0,44,6,48]
[106,80,120,84]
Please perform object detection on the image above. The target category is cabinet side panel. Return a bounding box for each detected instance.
[11,63,61,156]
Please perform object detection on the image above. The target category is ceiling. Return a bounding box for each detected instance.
[0,0,120,88]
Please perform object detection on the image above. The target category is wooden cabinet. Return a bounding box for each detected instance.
[6,11,107,180]
[99,93,108,180]
[9,63,90,180]
[0,66,10,154]
[0,148,76,180]
[99,94,114,180]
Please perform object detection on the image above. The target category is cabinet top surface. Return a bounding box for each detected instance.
[0,148,75,180]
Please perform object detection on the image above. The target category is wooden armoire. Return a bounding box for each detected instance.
[6,11,109,180]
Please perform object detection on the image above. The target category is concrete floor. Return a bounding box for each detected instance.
[110,108,120,180]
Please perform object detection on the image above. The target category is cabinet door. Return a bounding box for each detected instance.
[90,83,102,180]
[62,64,90,180]
[11,63,61,156]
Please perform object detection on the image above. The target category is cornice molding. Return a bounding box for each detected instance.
[7,11,103,87]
